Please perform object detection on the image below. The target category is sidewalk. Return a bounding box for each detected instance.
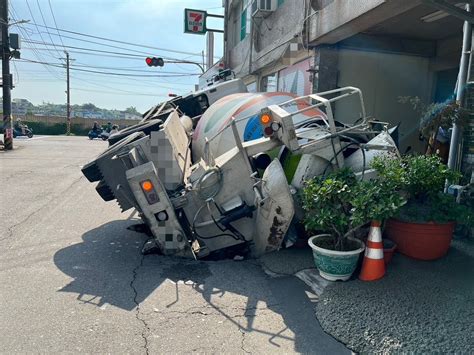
[314,238,474,353]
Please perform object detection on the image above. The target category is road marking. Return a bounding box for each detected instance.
[20,135,54,141]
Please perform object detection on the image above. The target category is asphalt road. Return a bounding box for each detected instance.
[0,136,347,354]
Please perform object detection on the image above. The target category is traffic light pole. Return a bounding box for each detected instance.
[1,0,13,150]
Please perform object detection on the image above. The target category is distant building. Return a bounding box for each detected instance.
[124,113,141,120]
[83,111,103,119]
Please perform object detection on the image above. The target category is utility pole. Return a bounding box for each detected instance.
[1,0,12,150]
[206,31,214,70]
[65,51,71,135]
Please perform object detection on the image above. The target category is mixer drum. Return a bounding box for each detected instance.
[191,92,326,162]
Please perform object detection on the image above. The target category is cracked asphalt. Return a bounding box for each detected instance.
[0,136,348,354]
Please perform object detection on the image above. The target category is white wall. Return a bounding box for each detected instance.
[336,49,434,153]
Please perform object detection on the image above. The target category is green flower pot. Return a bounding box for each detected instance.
[308,234,365,281]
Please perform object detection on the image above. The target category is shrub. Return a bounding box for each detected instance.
[371,154,473,225]
[301,168,405,251]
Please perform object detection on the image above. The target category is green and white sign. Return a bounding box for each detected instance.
[184,8,207,35]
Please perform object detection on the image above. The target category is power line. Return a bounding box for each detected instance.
[20,40,203,73]
[36,0,61,57]
[17,58,200,77]
[69,63,195,74]
[17,58,198,75]
[20,21,216,59]
[24,0,57,60]
[23,39,151,58]
[31,30,180,60]
[20,46,149,60]
[71,74,183,95]
[69,71,193,88]
[10,4,63,80]
[47,0,65,49]
[71,87,167,97]
[16,65,193,89]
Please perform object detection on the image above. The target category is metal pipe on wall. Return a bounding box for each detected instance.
[447,4,472,171]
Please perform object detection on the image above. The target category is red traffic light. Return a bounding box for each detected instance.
[145,57,164,67]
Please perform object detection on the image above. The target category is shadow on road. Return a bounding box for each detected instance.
[54,220,346,353]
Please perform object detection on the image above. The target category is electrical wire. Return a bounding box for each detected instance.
[30,31,180,61]
[70,75,171,96]
[21,21,219,59]
[71,73,189,90]
[17,58,200,77]
[47,0,66,49]
[36,0,62,57]
[22,39,166,59]
[10,5,63,80]
[192,202,240,241]
[69,71,193,89]
[69,63,196,74]
[322,137,367,180]
[20,46,155,60]
[71,87,167,97]
[21,38,205,73]
[25,0,57,58]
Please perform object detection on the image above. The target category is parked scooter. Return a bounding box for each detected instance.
[88,129,109,140]
[13,126,34,138]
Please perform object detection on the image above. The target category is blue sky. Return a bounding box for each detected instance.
[8,0,224,112]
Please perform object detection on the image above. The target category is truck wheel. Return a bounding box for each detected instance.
[108,119,162,146]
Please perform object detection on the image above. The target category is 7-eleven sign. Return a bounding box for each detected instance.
[184,9,207,35]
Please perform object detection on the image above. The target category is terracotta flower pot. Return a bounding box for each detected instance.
[385,218,455,261]
[383,239,397,265]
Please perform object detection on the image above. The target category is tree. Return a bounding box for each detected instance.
[124,106,140,115]
[82,103,98,111]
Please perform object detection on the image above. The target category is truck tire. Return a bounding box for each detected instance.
[108,119,163,146]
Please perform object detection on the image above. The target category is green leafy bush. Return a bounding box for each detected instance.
[371,154,473,225]
[301,168,405,251]
[23,122,89,136]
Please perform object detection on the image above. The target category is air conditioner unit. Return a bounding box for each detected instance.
[251,0,277,18]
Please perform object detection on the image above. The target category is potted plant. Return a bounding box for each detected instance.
[371,154,473,260]
[399,96,467,161]
[302,168,405,281]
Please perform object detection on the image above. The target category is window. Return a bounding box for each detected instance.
[246,82,257,93]
[240,0,252,41]
[278,0,285,6]
[261,73,278,92]
[240,8,247,41]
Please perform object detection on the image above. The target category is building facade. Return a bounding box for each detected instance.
[215,0,469,160]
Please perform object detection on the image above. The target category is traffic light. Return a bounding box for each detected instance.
[145,57,164,67]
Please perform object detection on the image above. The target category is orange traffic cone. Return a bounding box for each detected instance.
[359,220,385,281]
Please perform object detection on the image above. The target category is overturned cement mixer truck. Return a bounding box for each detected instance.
[81,78,399,259]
